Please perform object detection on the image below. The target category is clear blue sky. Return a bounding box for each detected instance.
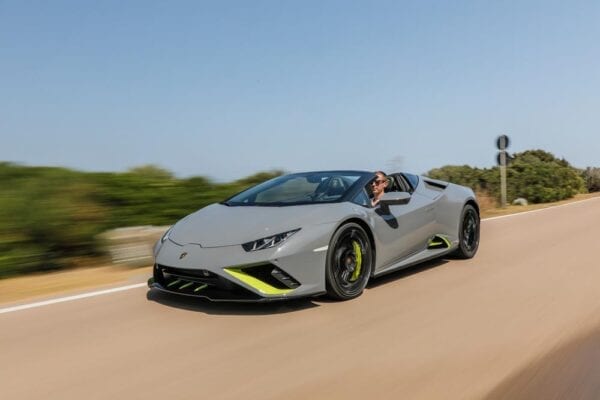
[1,1,599,182]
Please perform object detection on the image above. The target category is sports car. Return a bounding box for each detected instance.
[147,170,480,301]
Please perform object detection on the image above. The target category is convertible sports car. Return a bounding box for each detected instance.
[148,170,479,301]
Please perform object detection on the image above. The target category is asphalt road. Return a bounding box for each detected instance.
[2,198,600,400]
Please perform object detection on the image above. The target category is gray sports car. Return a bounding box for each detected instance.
[148,170,479,301]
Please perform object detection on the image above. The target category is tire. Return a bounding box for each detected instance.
[325,222,373,300]
[453,204,480,259]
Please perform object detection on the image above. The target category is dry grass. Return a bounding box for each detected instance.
[0,264,152,305]
[475,189,498,213]
[480,192,600,218]
[1,192,599,306]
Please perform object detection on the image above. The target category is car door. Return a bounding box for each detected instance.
[369,177,436,273]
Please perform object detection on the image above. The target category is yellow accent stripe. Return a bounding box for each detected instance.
[167,279,181,288]
[179,281,194,290]
[224,268,293,295]
[350,241,362,282]
[194,284,208,292]
[440,235,451,247]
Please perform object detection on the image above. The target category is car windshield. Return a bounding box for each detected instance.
[223,172,365,206]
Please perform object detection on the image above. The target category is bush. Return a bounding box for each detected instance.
[0,162,283,278]
[508,150,585,203]
[0,166,108,277]
[427,150,587,205]
[582,167,600,192]
[426,165,486,191]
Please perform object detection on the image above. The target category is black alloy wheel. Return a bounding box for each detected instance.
[454,204,480,259]
[325,222,373,300]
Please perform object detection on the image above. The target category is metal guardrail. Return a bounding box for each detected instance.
[99,226,170,267]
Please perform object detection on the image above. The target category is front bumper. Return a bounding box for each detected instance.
[148,278,265,302]
[148,263,308,302]
[148,225,333,302]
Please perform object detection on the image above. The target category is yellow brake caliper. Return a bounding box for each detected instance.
[350,241,362,282]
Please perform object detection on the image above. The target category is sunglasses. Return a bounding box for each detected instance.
[372,179,386,185]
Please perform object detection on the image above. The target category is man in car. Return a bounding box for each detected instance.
[371,171,389,207]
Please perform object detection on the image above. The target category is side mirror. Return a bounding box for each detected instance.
[379,191,411,205]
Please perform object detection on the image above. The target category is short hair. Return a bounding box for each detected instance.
[374,170,390,188]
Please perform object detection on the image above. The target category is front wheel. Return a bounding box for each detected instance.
[453,204,480,259]
[325,223,373,300]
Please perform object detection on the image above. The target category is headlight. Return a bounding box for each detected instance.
[242,229,301,252]
[160,227,172,243]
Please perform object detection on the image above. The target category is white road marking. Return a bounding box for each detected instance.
[2,196,598,315]
[0,283,147,315]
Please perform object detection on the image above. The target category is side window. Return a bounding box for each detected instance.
[388,174,408,192]
[402,173,419,191]
[351,189,371,207]
[398,173,418,193]
[385,176,401,192]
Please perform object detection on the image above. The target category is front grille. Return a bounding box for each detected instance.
[159,265,221,283]
[153,264,262,300]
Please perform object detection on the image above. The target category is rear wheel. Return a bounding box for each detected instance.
[325,223,373,300]
[454,204,480,259]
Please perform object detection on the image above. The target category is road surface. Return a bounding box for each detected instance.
[2,198,599,399]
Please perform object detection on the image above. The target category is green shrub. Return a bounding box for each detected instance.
[0,162,283,277]
[427,150,587,204]
[0,166,108,277]
[582,167,600,192]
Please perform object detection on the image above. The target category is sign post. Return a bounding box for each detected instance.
[496,135,510,208]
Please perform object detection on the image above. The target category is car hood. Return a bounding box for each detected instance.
[169,203,350,247]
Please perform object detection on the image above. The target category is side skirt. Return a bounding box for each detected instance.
[372,246,455,278]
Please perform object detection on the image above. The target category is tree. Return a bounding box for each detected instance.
[426,150,586,205]
[0,167,108,277]
[426,165,485,191]
[582,167,600,192]
[508,150,585,203]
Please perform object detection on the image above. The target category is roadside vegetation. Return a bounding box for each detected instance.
[0,149,596,278]
[427,150,588,204]
[0,163,281,278]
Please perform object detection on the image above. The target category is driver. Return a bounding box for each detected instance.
[370,171,389,207]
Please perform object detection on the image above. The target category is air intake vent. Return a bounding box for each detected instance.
[227,263,300,290]
[427,234,451,250]
[423,179,448,190]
